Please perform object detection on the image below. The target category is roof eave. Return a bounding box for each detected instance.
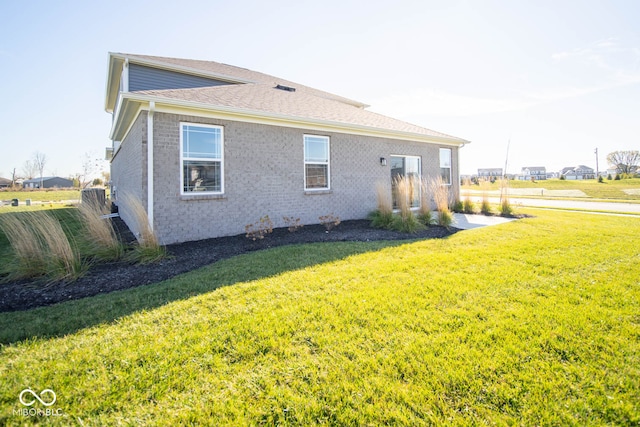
[111,93,470,146]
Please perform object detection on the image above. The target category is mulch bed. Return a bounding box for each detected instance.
[0,219,459,313]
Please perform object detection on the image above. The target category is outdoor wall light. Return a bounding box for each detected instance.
[380,157,387,166]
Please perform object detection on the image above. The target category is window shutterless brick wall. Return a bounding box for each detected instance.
[119,111,459,244]
[110,112,146,239]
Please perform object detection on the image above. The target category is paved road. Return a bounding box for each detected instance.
[470,196,640,215]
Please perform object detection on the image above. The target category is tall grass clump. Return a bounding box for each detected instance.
[78,200,124,261]
[391,176,424,233]
[463,195,475,214]
[430,176,453,227]
[480,180,492,215]
[499,178,514,216]
[369,181,394,229]
[418,177,434,226]
[0,213,48,279]
[0,211,85,281]
[120,193,165,263]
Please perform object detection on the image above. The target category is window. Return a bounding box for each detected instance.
[181,123,223,194]
[390,155,421,209]
[439,148,452,185]
[304,135,330,190]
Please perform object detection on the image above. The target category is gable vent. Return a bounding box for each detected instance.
[275,84,296,92]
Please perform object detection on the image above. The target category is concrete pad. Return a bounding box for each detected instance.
[453,213,517,230]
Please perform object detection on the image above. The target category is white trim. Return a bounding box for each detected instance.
[439,147,453,186]
[147,101,155,230]
[390,154,422,209]
[179,122,225,196]
[303,134,330,191]
[122,59,129,93]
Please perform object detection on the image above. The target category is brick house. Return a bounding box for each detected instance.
[105,53,469,244]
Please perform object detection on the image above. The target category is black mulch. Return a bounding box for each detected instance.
[0,219,459,313]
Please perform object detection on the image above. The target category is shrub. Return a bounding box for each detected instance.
[78,200,124,261]
[392,176,413,221]
[598,175,604,183]
[452,200,464,213]
[283,216,303,233]
[370,181,396,229]
[120,193,166,263]
[418,177,433,226]
[607,174,612,180]
[375,181,393,216]
[391,212,425,233]
[0,212,48,279]
[436,209,454,228]
[0,211,85,281]
[463,196,475,214]
[369,210,395,229]
[319,213,341,232]
[479,181,492,215]
[500,197,514,217]
[245,215,274,240]
[429,176,453,227]
[417,211,434,227]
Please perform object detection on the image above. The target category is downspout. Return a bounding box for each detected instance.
[147,101,155,231]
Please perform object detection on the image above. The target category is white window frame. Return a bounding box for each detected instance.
[439,148,452,185]
[390,155,422,209]
[180,123,224,195]
[304,134,330,191]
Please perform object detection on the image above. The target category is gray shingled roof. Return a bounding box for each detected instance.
[134,83,458,139]
[109,53,469,144]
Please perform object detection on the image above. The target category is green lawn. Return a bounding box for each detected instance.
[464,177,640,200]
[0,210,639,425]
[0,190,82,203]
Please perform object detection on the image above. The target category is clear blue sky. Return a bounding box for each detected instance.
[1,0,638,179]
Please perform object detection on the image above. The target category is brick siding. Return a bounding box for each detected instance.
[115,111,459,244]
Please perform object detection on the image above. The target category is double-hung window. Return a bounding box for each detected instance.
[390,155,421,209]
[304,135,330,190]
[181,123,223,194]
[439,148,452,185]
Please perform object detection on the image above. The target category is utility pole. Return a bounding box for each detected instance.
[594,148,599,178]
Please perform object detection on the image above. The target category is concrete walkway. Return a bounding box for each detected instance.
[452,213,517,230]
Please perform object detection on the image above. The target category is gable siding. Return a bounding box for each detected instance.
[129,64,230,92]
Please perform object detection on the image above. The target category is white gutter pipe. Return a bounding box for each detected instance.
[147,101,155,231]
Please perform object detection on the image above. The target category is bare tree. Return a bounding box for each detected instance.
[34,152,47,188]
[22,159,37,180]
[607,150,640,175]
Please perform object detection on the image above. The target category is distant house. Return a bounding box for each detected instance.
[0,177,11,188]
[520,166,546,181]
[561,165,595,180]
[477,168,503,179]
[22,177,74,189]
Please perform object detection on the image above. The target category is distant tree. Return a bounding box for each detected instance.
[33,151,47,188]
[607,150,639,176]
[22,160,37,180]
